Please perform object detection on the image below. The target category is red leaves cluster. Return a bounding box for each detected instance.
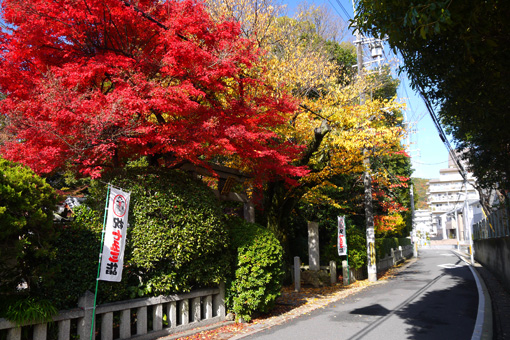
[0,0,305,179]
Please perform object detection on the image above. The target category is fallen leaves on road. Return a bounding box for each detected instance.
[177,264,408,340]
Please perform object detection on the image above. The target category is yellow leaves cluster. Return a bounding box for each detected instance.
[205,0,408,191]
[205,0,284,45]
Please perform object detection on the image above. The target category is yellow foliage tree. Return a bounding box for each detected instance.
[205,0,407,245]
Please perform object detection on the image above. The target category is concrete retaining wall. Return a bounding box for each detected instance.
[474,237,510,291]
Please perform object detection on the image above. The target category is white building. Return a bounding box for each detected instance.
[414,209,435,237]
[426,151,481,240]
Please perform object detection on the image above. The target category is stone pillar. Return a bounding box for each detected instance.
[167,301,177,328]
[342,260,349,286]
[213,282,225,318]
[204,295,213,320]
[101,313,113,340]
[330,261,337,284]
[243,202,255,223]
[192,297,201,322]
[180,300,189,326]
[136,307,147,335]
[120,309,131,338]
[7,327,21,340]
[33,324,47,340]
[77,291,95,340]
[153,304,163,331]
[58,320,71,340]
[308,221,319,271]
[294,256,301,292]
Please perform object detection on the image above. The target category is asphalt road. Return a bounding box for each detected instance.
[244,249,478,340]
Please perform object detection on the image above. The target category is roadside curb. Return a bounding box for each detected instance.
[452,250,493,340]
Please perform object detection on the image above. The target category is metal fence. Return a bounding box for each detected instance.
[473,208,510,240]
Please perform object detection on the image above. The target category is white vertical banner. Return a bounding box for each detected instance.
[338,216,347,256]
[99,187,130,282]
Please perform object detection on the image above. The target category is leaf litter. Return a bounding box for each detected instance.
[170,263,407,340]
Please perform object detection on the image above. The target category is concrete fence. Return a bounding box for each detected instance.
[473,208,509,240]
[472,207,510,290]
[0,284,225,340]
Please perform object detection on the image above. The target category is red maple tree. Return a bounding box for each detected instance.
[0,0,305,179]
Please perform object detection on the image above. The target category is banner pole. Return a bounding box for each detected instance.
[90,185,111,340]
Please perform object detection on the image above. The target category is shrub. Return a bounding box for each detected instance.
[40,167,230,309]
[375,237,411,259]
[89,167,230,295]
[226,217,284,322]
[346,226,367,270]
[42,205,133,309]
[0,158,59,314]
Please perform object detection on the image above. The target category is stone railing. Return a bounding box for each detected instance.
[0,284,225,340]
[376,245,413,273]
[291,246,414,290]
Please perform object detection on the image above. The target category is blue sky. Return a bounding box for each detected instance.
[283,0,450,179]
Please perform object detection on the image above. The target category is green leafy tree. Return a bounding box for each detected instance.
[0,158,59,310]
[353,0,510,193]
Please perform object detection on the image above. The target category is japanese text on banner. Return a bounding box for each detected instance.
[338,216,347,256]
[99,187,130,282]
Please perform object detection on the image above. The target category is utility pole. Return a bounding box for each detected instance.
[353,18,377,283]
[410,184,418,257]
[463,179,475,264]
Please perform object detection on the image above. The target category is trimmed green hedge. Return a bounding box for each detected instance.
[226,217,284,322]
[375,237,412,259]
[42,167,230,309]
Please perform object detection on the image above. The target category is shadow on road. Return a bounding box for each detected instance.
[346,260,478,340]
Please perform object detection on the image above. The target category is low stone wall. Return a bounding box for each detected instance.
[377,245,414,273]
[474,237,510,292]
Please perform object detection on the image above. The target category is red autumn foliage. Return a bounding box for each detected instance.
[0,0,306,179]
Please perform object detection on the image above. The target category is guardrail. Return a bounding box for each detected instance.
[0,284,225,340]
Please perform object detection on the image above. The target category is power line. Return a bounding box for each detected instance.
[334,0,351,20]
[326,0,347,21]
[413,160,448,165]
[418,87,467,181]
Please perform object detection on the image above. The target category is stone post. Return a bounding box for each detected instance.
[136,307,147,335]
[342,260,349,286]
[330,261,337,284]
[180,300,189,326]
[213,282,226,318]
[167,301,177,328]
[153,304,163,331]
[243,202,255,223]
[77,291,95,340]
[308,221,320,271]
[120,309,131,338]
[101,313,113,340]
[294,256,301,292]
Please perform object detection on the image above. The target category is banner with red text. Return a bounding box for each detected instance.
[338,216,347,256]
[99,187,130,282]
